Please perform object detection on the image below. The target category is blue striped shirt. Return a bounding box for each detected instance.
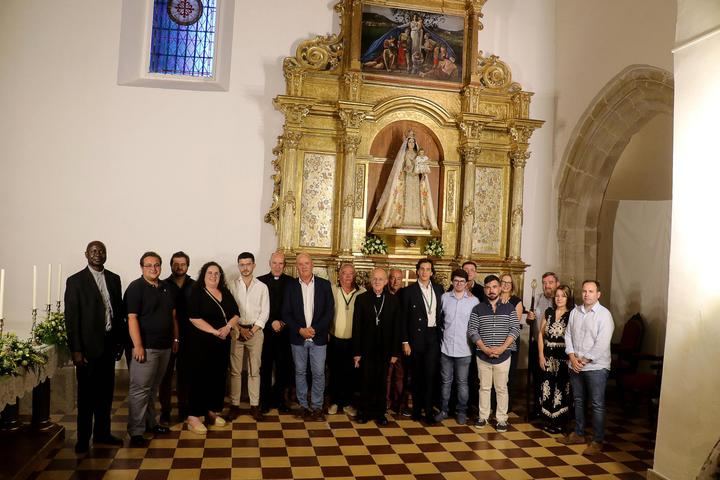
[468,301,520,364]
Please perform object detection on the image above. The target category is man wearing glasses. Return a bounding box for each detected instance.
[434,269,480,425]
[124,252,179,447]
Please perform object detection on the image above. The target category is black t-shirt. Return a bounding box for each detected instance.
[164,275,195,338]
[124,277,175,349]
[187,286,240,331]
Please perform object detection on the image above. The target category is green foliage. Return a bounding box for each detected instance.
[33,311,68,351]
[361,235,389,255]
[0,332,48,377]
[424,237,445,257]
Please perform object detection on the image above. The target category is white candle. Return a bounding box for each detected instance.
[32,265,37,310]
[56,264,62,303]
[46,263,52,306]
[0,268,5,319]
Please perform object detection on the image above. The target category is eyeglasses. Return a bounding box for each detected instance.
[452,279,467,284]
[142,263,161,269]
[500,281,512,286]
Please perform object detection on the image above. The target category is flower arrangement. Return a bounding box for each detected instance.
[34,312,68,351]
[361,234,388,255]
[424,237,445,257]
[0,332,48,377]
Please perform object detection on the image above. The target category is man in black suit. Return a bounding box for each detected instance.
[64,241,125,453]
[400,258,444,424]
[352,268,400,426]
[258,252,294,414]
[282,252,334,421]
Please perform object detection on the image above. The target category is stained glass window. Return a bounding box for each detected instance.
[149,0,216,77]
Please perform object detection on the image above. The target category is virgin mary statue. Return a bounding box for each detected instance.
[369,130,440,232]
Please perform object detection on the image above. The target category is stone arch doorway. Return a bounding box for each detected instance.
[556,64,674,284]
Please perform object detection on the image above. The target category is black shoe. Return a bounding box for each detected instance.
[278,403,291,413]
[94,434,123,446]
[227,405,242,421]
[375,416,389,426]
[424,415,438,426]
[311,409,326,422]
[129,435,149,447]
[151,425,170,435]
[356,416,368,424]
[260,405,270,414]
[495,421,508,433]
[74,441,89,454]
[297,408,313,420]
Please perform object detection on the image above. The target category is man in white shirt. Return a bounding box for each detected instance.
[559,280,614,455]
[228,252,270,422]
[328,263,365,416]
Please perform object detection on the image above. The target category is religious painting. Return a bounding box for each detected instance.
[360,5,466,88]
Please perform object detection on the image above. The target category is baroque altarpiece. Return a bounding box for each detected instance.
[266,0,543,288]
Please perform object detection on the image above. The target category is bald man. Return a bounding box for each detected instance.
[282,253,334,421]
[352,268,400,426]
[257,252,295,413]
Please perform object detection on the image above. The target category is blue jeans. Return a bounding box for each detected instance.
[291,341,327,410]
[569,368,609,442]
[440,354,471,414]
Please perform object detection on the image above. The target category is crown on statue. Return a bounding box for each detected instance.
[406,129,416,139]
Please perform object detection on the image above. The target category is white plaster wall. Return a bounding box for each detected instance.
[0,0,335,334]
[482,0,557,294]
[652,2,720,477]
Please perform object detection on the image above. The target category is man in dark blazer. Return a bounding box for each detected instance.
[64,241,125,453]
[400,258,445,425]
[352,268,400,426]
[282,252,334,421]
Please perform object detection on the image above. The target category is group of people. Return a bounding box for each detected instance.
[64,240,614,458]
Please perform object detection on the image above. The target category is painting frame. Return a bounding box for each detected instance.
[360,3,467,89]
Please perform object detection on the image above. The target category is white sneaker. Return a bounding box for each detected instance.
[343,405,357,416]
[328,404,338,415]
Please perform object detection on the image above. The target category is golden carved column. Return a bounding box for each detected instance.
[278,130,303,251]
[459,144,481,259]
[508,149,530,260]
[338,103,370,255]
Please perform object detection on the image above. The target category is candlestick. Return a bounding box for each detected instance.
[32,265,37,310]
[56,300,62,313]
[0,268,5,320]
[56,264,62,304]
[529,278,537,312]
[31,308,38,341]
[46,264,52,307]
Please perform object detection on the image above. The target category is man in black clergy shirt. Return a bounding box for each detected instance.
[257,251,294,413]
[64,240,125,453]
[400,258,445,425]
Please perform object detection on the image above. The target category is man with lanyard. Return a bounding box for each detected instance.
[328,263,365,416]
[559,280,614,455]
[352,268,400,426]
[228,252,270,422]
[159,251,194,424]
[435,268,479,425]
[400,258,444,425]
[467,274,519,432]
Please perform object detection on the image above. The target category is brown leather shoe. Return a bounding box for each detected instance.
[250,406,265,422]
[227,405,241,421]
[558,431,586,445]
[583,441,603,455]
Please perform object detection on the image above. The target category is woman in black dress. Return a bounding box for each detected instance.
[185,262,240,434]
[538,284,572,434]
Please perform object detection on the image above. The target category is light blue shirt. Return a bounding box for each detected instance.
[565,302,614,371]
[440,291,479,357]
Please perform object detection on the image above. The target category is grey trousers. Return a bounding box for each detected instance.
[128,348,171,436]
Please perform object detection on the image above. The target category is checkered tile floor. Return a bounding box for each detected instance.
[28,382,655,479]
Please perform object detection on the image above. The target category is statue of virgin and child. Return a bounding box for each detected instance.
[369,130,439,232]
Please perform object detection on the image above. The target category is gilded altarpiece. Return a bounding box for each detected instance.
[267,0,543,287]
